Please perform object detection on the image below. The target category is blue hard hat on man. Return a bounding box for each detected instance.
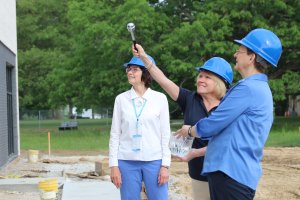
[234,28,282,67]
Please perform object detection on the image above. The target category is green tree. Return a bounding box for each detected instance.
[17,0,71,110]
[156,0,300,99]
[17,0,299,117]
[66,0,170,110]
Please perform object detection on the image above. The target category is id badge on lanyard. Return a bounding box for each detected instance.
[132,98,146,152]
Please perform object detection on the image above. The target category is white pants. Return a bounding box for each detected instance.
[191,178,210,200]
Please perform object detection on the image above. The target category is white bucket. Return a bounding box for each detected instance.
[28,150,39,163]
[41,191,57,200]
[38,179,58,200]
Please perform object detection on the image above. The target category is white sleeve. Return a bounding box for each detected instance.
[160,94,171,166]
[109,96,121,167]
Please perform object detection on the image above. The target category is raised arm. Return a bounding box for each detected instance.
[132,44,179,101]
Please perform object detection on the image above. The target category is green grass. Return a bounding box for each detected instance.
[265,117,300,147]
[20,117,300,151]
[20,119,111,150]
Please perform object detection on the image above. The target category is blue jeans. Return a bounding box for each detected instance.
[118,160,168,200]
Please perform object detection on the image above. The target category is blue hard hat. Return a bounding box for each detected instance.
[125,55,156,68]
[234,28,282,67]
[196,57,233,87]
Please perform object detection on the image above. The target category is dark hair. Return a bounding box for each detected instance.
[141,67,152,88]
[246,48,270,73]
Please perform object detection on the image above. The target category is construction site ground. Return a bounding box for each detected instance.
[0,147,300,200]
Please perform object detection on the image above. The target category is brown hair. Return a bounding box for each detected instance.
[141,68,152,88]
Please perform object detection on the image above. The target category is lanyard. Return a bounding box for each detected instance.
[132,98,147,129]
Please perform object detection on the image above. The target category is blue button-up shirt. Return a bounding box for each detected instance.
[196,73,273,190]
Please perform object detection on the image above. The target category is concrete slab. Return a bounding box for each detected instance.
[0,177,64,192]
[61,181,120,200]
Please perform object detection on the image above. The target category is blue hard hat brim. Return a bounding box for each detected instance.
[123,63,144,68]
[125,55,155,69]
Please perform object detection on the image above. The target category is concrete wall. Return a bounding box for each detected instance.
[0,0,19,168]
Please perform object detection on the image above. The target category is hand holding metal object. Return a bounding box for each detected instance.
[127,22,137,51]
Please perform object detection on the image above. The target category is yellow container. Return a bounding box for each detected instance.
[28,150,39,163]
[38,179,58,192]
[38,179,58,200]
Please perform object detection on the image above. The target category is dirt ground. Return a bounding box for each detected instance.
[0,147,300,200]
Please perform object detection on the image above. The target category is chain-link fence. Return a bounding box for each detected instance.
[19,108,113,130]
[19,108,113,120]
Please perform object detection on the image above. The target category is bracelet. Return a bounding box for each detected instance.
[161,165,169,169]
[146,61,154,71]
[188,126,192,137]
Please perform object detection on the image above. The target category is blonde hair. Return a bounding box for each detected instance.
[211,74,227,100]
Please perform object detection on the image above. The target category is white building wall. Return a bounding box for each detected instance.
[0,0,17,53]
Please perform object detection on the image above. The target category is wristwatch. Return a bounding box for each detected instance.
[188,126,192,137]
[161,165,169,169]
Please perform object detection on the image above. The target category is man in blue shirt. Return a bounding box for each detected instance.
[177,28,282,200]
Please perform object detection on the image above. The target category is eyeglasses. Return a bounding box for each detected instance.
[235,50,247,54]
[126,67,141,73]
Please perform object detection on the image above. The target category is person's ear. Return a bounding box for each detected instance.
[250,54,255,61]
